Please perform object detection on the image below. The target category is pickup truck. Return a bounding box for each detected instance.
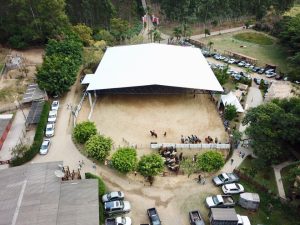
[212,173,239,186]
[104,200,131,216]
[147,208,162,225]
[205,195,235,208]
[105,216,132,225]
[189,210,205,225]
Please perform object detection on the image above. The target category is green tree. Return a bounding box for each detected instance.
[242,98,300,165]
[85,134,113,162]
[204,28,210,37]
[153,29,162,43]
[224,104,238,121]
[138,153,164,177]
[73,121,97,144]
[94,29,115,45]
[231,130,242,148]
[73,23,93,46]
[110,18,130,42]
[213,66,229,85]
[180,158,197,177]
[196,151,225,172]
[181,22,192,38]
[111,147,137,173]
[173,26,182,40]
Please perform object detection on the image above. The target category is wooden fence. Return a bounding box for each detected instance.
[150,143,230,150]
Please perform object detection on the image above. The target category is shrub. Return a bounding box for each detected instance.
[8,35,27,49]
[138,153,164,177]
[196,151,225,172]
[10,102,50,166]
[85,134,112,162]
[85,172,106,224]
[224,104,238,121]
[111,147,137,173]
[73,121,97,144]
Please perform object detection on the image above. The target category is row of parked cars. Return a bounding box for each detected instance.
[39,101,59,155]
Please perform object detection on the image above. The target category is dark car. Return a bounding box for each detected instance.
[147,208,161,225]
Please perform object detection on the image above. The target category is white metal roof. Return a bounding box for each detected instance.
[83,43,223,92]
[221,91,244,113]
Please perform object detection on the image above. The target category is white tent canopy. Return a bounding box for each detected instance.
[221,91,244,113]
[82,43,223,93]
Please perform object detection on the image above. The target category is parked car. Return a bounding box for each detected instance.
[252,67,261,72]
[39,139,51,155]
[237,214,251,225]
[105,217,132,225]
[147,208,161,225]
[228,58,236,64]
[266,72,277,78]
[258,68,265,74]
[213,173,239,186]
[265,68,275,74]
[51,100,60,111]
[222,183,244,194]
[244,63,251,68]
[238,61,246,67]
[240,72,251,79]
[214,54,221,60]
[219,55,225,60]
[48,110,57,123]
[45,123,55,137]
[233,74,242,81]
[104,200,131,216]
[102,191,125,202]
[249,65,254,70]
[189,210,205,225]
[254,78,269,86]
[223,57,229,62]
[209,208,238,225]
[205,195,235,208]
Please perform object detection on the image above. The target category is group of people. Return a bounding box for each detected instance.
[205,136,218,144]
[159,146,180,172]
[61,166,81,181]
[181,135,201,144]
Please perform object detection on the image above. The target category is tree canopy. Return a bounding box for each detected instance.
[138,154,164,177]
[243,97,300,165]
[224,104,238,121]
[73,121,97,144]
[111,147,138,173]
[196,151,225,172]
[85,134,113,162]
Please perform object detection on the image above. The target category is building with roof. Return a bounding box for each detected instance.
[0,114,13,151]
[0,161,99,225]
[82,43,223,108]
[219,91,244,113]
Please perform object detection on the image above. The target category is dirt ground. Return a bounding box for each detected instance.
[78,94,228,156]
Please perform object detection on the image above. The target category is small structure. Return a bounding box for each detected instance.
[25,100,45,127]
[219,91,244,113]
[0,114,13,151]
[22,83,47,104]
[209,208,238,225]
[237,83,248,91]
[239,192,260,210]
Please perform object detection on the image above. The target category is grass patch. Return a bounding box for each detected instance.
[284,4,300,17]
[233,32,274,45]
[201,30,289,72]
[236,180,299,225]
[0,88,12,101]
[238,156,278,194]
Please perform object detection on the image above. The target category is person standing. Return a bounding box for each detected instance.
[231,158,234,165]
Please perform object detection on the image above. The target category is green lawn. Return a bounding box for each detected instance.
[201,30,289,72]
[235,180,299,225]
[233,32,274,45]
[238,156,278,194]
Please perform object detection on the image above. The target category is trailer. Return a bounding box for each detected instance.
[209,208,238,225]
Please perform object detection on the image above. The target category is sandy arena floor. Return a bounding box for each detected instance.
[84,94,228,153]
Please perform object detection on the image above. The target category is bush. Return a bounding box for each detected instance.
[111,147,137,173]
[85,172,106,224]
[138,153,164,177]
[8,35,27,49]
[85,134,112,162]
[73,121,97,144]
[10,102,50,166]
[224,104,238,121]
[196,151,225,172]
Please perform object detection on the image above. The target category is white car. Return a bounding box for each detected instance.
[266,72,277,78]
[102,191,125,202]
[237,214,251,225]
[51,100,59,111]
[105,217,132,225]
[222,183,244,194]
[45,123,55,137]
[48,110,57,123]
[40,139,51,155]
[228,59,235,64]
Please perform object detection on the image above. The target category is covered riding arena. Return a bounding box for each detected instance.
[80,44,228,154]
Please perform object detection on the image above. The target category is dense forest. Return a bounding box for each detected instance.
[152,0,295,22]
